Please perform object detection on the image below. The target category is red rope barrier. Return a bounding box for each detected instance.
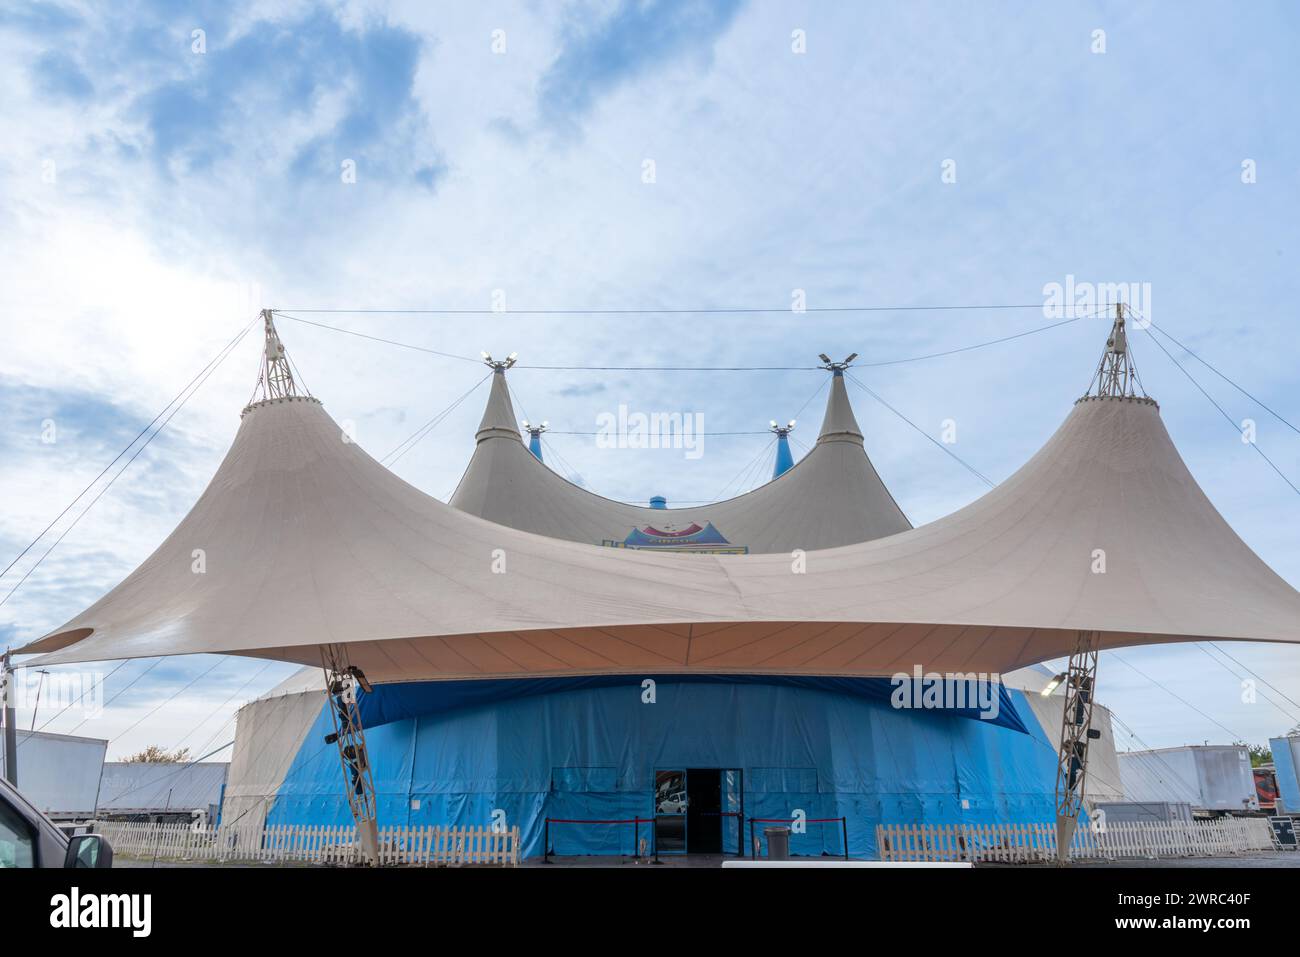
[546,817,646,825]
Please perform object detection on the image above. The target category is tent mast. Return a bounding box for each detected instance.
[1054,311,1138,862]
[320,644,381,866]
[1088,303,1144,399]
[1053,630,1101,863]
[251,314,377,863]
[257,309,300,401]
[1,650,16,787]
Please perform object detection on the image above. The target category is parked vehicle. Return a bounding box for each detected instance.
[1090,800,1193,825]
[0,775,113,868]
[1253,766,1279,813]
[1117,745,1258,816]
[0,729,107,821]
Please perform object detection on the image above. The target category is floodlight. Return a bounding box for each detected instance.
[770,419,778,429]
[845,352,858,364]
[818,353,832,364]
[347,666,373,694]
[1041,672,1067,696]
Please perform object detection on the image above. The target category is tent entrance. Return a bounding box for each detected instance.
[655,768,744,855]
[686,768,722,853]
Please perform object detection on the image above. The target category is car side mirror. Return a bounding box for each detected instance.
[64,833,114,869]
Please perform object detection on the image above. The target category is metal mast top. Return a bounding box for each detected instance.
[259,309,300,400]
[1086,303,1146,400]
[244,310,317,416]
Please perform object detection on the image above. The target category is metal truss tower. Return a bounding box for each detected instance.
[257,309,299,400]
[1053,630,1102,864]
[320,644,381,866]
[1087,303,1144,399]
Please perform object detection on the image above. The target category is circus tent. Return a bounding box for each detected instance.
[19,326,1300,681]
[20,313,1299,858]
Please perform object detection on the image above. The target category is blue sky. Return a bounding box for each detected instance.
[0,0,1297,759]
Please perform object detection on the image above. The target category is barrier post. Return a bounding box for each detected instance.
[749,817,756,860]
[842,817,849,861]
[543,818,551,864]
[633,816,640,859]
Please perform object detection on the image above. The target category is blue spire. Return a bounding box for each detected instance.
[769,419,797,478]
[522,420,547,461]
[773,432,794,478]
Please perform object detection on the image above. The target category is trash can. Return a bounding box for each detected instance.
[764,826,791,860]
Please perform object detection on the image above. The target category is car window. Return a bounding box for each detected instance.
[0,797,36,868]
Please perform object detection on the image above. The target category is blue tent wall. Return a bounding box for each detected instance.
[267,679,1059,859]
[353,673,1029,734]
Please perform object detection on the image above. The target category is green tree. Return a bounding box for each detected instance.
[122,745,191,764]
[1247,744,1272,768]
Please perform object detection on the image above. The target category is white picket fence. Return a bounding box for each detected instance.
[877,817,1274,864]
[94,821,520,867]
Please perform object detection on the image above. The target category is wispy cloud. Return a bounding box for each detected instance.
[538,0,745,133]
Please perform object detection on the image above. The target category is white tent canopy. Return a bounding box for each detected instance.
[449,366,912,552]
[19,329,1300,683]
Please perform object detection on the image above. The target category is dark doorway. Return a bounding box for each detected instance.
[686,768,722,854]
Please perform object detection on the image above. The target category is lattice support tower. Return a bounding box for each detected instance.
[1053,629,1102,864]
[257,309,299,400]
[1088,303,1144,399]
[320,644,381,866]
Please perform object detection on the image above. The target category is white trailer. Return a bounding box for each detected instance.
[0,730,108,820]
[96,761,229,823]
[1117,745,1258,815]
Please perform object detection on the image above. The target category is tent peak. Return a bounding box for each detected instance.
[475,358,522,443]
[1075,394,1159,410]
[818,352,859,377]
[243,310,318,416]
[480,351,518,372]
[769,419,796,477]
[522,420,548,461]
[241,394,323,418]
[816,365,864,446]
[1085,303,1149,401]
